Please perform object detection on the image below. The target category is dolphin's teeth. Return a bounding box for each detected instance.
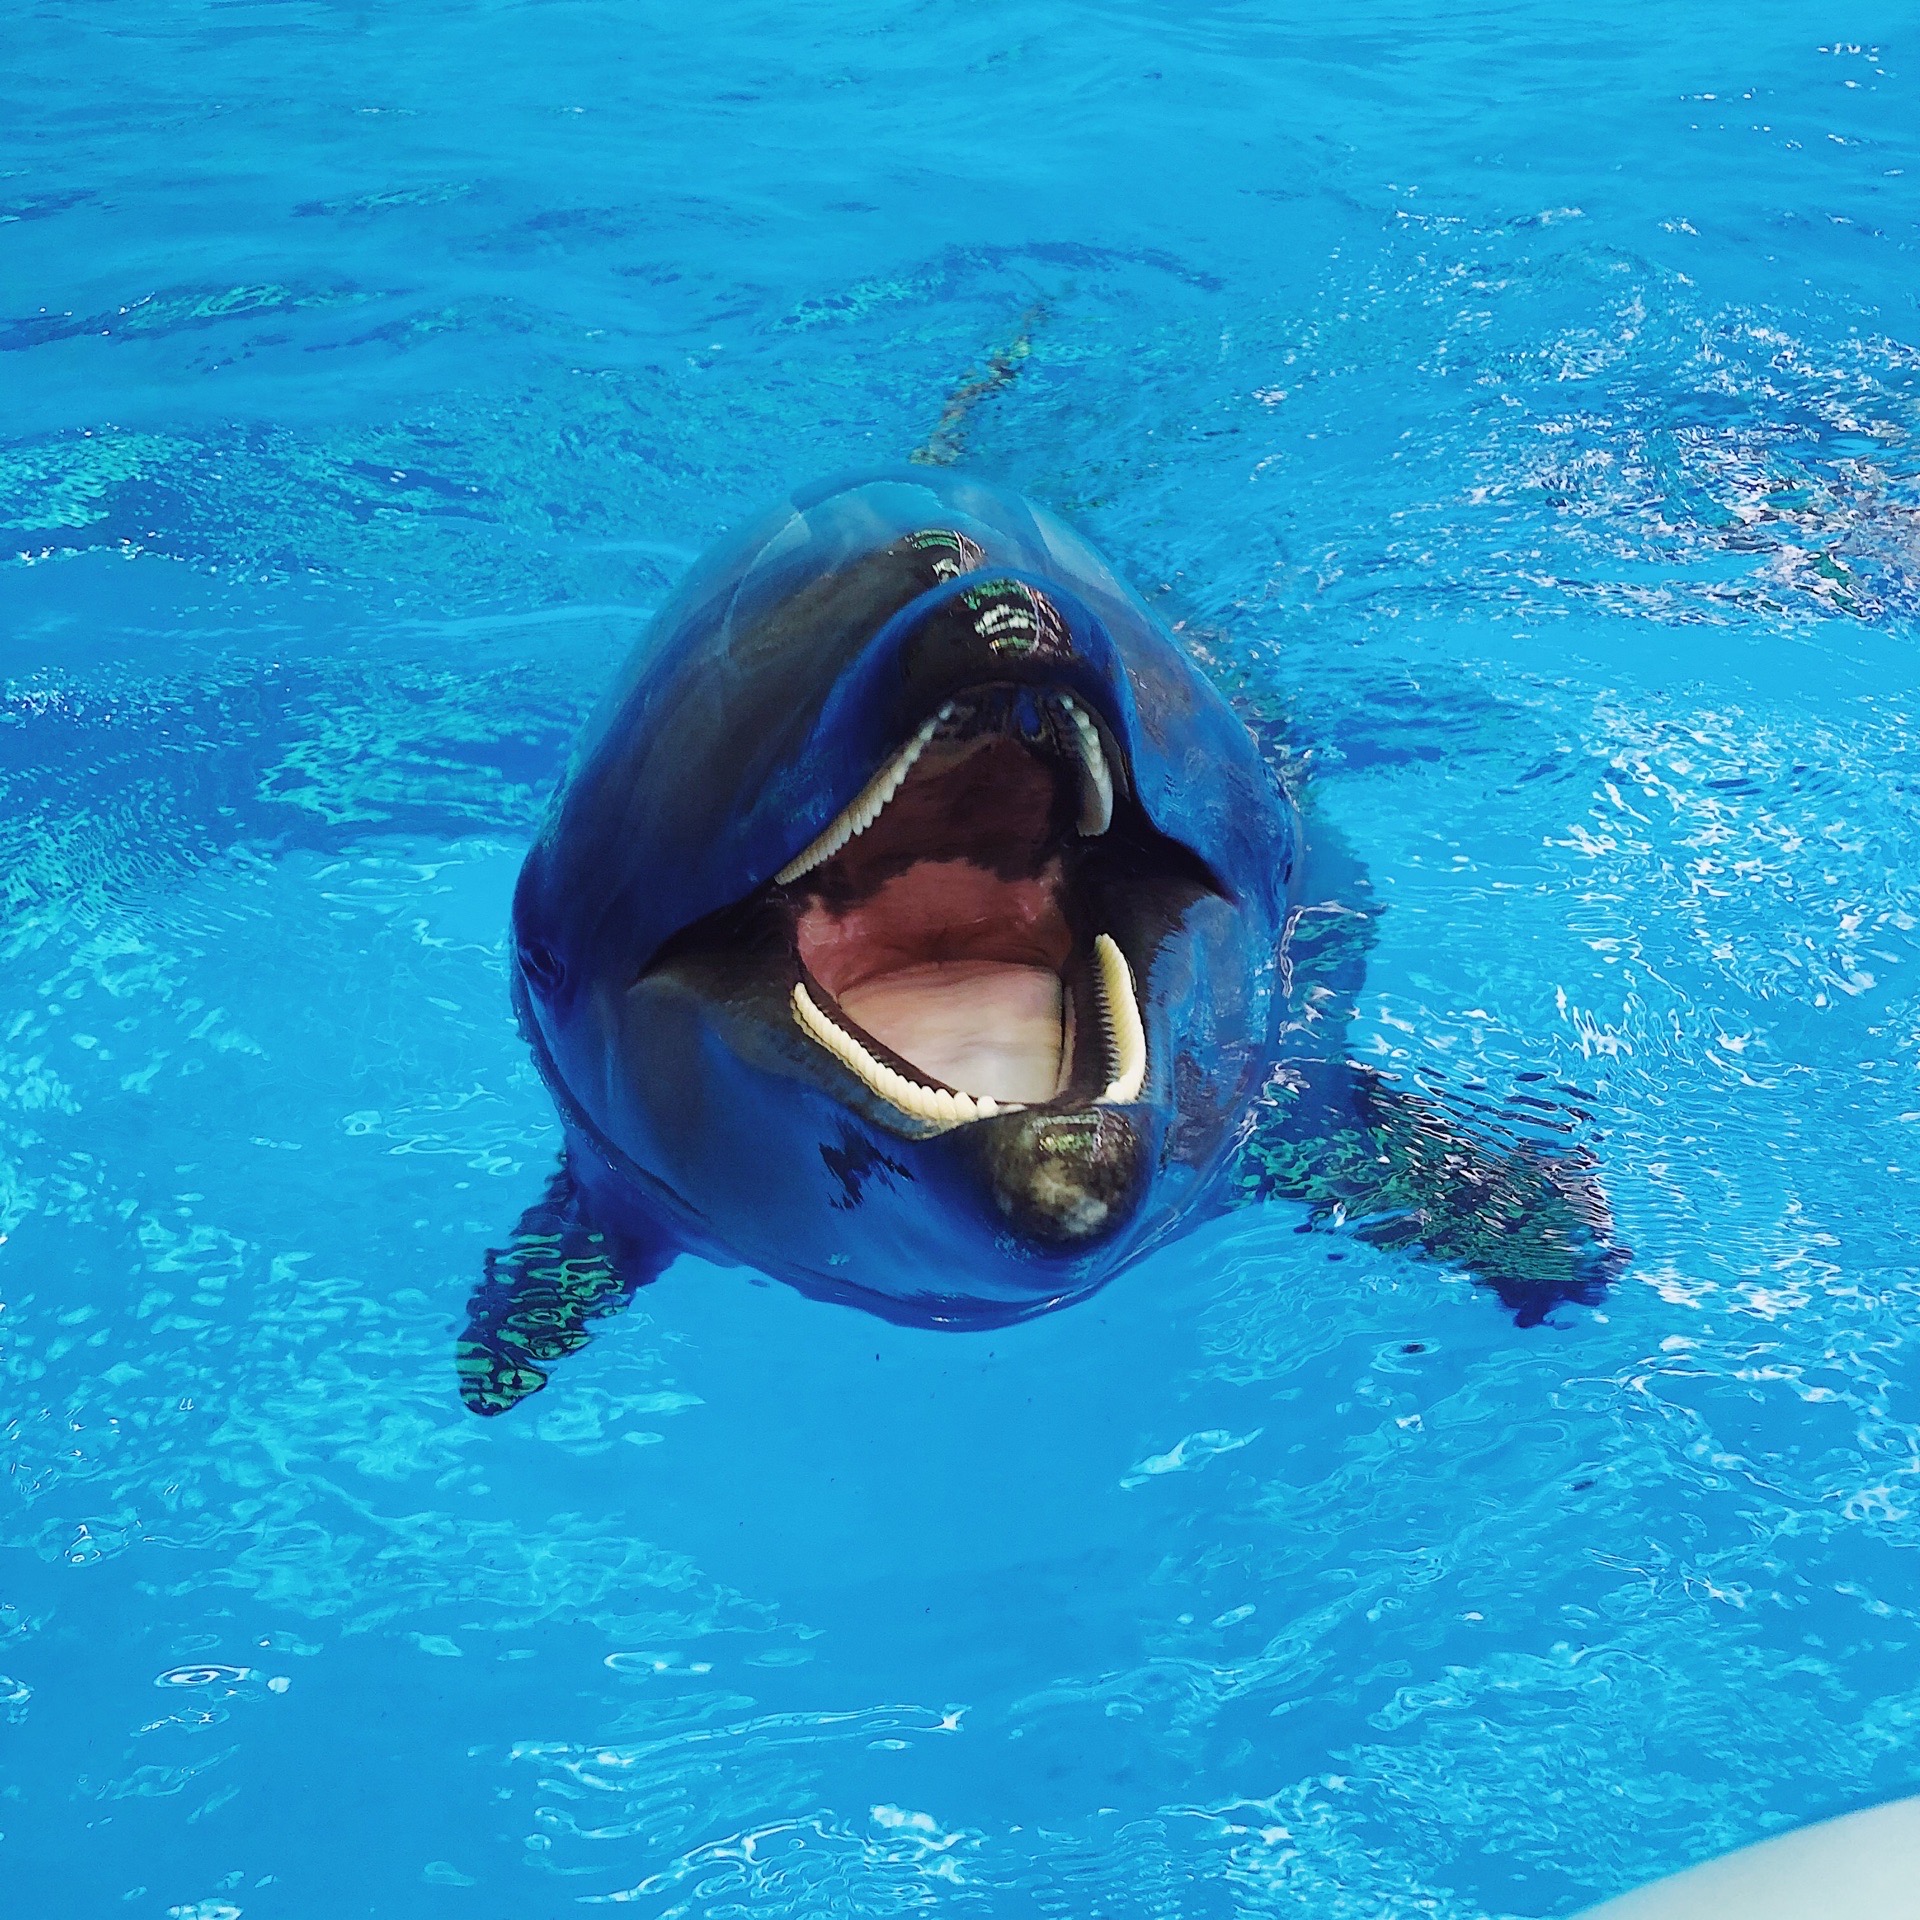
[1059,695,1114,837]
[775,689,1109,885]
[791,981,1016,1133]
[1093,933,1147,1104]
[774,708,949,887]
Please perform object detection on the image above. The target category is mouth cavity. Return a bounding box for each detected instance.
[774,687,1149,1134]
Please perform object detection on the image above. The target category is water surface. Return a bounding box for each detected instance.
[3,3,1919,1915]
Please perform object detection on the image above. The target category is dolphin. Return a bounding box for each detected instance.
[459,471,1623,1414]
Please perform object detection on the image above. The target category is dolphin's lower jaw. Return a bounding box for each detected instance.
[788,930,1144,1130]
[641,672,1219,1251]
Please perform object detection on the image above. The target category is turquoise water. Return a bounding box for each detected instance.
[4,3,1919,1915]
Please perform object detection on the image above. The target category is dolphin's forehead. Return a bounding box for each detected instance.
[584,473,1137,729]
[655,486,1032,680]
[644,478,1192,825]
[775,471,1084,590]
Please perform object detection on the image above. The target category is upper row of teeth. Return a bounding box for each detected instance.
[1062,697,1114,836]
[773,693,1114,888]
[790,932,1147,1135]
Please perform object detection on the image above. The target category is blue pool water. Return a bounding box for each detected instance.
[4,3,1919,1914]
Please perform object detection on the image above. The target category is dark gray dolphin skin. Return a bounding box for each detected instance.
[459,472,1623,1414]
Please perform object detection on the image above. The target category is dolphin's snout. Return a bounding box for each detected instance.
[977,1107,1146,1247]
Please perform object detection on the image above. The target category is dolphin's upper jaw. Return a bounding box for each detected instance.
[779,686,1151,1137]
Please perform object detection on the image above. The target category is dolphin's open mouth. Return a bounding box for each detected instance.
[777,688,1147,1129]
[666,677,1220,1142]
[635,668,1221,1146]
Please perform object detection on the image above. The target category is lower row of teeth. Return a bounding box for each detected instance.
[791,934,1147,1132]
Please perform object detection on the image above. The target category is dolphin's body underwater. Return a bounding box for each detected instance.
[461,472,1622,1414]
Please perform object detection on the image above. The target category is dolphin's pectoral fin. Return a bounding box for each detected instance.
[1335,1076,1629,1325]
[1232,1062,1629,1323]
[457,1157,675,1416]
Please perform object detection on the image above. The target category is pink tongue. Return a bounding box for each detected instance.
[796,857,1073,1104]
[839,962,1067,1105]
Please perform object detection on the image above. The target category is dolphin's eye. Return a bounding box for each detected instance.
[519,941,564,995]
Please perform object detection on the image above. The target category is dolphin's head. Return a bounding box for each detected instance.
[513,473,1300,1325]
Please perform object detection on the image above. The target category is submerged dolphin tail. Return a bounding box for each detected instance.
[457,1156,676,1416]
[910,303,1047,468]
[1233,1061,1630,1324]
